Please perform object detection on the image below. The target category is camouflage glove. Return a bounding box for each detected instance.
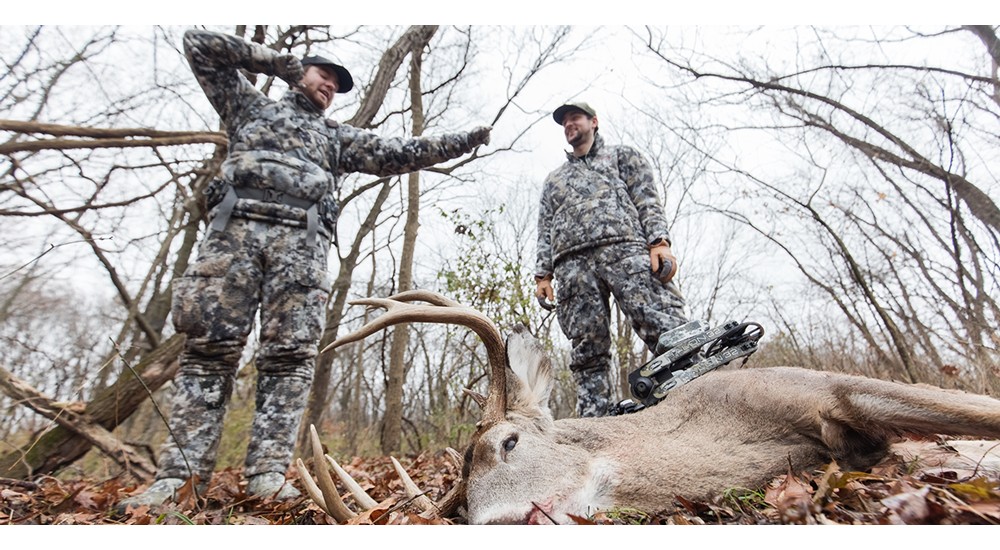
[650,243,678,283]
[273,54,305,87]
[468,126,491,147]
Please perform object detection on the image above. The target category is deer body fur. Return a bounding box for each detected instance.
[463,329,1000,524]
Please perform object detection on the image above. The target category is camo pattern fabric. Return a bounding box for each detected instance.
[184,29,484,236]
[572,365,613,418]
[554,242,688,418]
[535,132,671,279]
[158,30,487,482]
[157,218,329,480]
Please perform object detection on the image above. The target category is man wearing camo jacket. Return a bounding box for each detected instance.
[535,101,687,418]
[119,29,490,509]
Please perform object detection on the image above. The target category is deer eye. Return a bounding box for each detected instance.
[502,434,518,454]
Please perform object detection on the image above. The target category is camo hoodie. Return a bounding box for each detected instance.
[183,29,482,238]
[535,133,671,278]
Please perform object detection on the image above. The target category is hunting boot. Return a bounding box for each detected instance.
[115,477,186,512]
[244,371,310,501]
[247,472,301,500]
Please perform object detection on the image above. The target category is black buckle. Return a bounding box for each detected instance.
[263,189,285,203]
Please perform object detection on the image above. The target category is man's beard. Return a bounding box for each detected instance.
[567,128,590,147]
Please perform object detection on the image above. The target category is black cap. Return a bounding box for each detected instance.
[301,55,354,93]
[553,101,597,125]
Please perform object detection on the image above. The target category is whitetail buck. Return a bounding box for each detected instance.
[298,290,1000,524]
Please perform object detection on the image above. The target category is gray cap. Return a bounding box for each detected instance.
[301,55,354,93]
[553,101,597,124]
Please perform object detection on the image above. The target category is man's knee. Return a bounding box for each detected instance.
[257,342,317,378]
[181,337,245,376]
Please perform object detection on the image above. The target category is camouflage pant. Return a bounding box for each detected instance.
[157,217,330,481]
[554,242,688,417]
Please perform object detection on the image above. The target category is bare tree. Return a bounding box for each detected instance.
[633,25,999,393]
[1,25,484,476]
[380,30,436,453]
[299,25,589,454]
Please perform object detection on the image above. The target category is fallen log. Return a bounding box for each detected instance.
[0,333,184,480]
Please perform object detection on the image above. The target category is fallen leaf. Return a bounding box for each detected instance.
[881,484,931,524]
[948,477,1000,501]
[765,470,815,524]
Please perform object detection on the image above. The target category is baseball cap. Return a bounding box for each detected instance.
[553,101,597,124]
[301,55,354,93]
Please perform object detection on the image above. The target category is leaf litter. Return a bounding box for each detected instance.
[2,438,998,525]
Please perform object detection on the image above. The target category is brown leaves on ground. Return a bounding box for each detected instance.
[0,451,459,525]
[2,439,998,525]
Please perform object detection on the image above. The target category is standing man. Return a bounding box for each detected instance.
[120,29,490,508]
[535,101,687,418]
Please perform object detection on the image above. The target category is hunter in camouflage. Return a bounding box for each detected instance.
[535,102,687,418]
[118,29,490,510]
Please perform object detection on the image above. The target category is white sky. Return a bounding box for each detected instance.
[6,0,992,26]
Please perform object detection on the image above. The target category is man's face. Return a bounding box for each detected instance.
[299,65,339,111]
[562,111,597,147]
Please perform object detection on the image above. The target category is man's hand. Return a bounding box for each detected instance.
[650,243,678,283]
[274,54,304,87]
[535,278,555,302]
[469,126,492,147]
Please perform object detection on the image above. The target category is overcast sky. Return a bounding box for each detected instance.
[6,0,990,26]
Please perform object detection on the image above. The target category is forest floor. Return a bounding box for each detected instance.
[2,438,999,526]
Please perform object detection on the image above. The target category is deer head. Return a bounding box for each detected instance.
[461,326,615,524]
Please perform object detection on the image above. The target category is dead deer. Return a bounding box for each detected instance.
[299,290,1000,524]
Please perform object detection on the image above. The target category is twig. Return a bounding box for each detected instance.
[0,237,111,281]
[0,477,38,490]
[109,338,199,500]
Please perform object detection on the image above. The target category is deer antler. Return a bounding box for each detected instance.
[321,289,508,424]
[306,290,505,521]
[294,425,357,522]
[297,424,459,522]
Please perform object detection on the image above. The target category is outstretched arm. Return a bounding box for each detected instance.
[182,29,303,125]
[338,125,491,176]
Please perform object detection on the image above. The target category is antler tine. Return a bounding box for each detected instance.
[321,293,489,354]
[294,458,330,516]
[320,290,509,424]
[463,387,487,409]
[391,456,437,515]
[384,289,463,307]
[307,425,357,523]
[326,455,379,510]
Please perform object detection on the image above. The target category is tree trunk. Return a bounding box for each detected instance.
[0,333,184,480]
[295,25,440,455]
[381,40,428,454]
[296,180,394,452]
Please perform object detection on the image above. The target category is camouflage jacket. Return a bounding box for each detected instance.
[183,29,482,241]
[535,133,671,279]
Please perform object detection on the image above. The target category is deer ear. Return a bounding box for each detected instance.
[504,326,554,416]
